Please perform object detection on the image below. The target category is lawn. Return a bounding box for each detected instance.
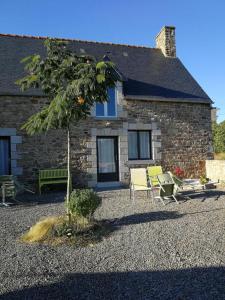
[1,189,225,299]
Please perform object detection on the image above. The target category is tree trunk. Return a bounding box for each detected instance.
[66,127,71,223]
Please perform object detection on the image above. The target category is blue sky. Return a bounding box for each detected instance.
[1,0,225,121]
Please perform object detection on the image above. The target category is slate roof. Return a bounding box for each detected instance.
[0,34,212,104]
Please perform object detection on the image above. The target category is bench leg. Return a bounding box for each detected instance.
[39,180,68,195]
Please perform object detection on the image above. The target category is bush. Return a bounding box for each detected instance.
[20,216,63,243]
[68,189,101,219]
[212,121,225,153]
[54,221,74,237]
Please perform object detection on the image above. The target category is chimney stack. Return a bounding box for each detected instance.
[156,26,176,57]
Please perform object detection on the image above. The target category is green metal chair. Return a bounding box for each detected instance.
[152,173,179,205]
[0,175,35,207]
[0,175,16,207]
[168,171,183,194]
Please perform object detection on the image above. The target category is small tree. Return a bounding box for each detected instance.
[212,121,225,153]
[16,39,119,220]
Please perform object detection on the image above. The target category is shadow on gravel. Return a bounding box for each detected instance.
[200,189,225,202]
[110,210,182,227]
[10,192,66,207]
[182,189,225,202]
[2,266,225,299]
[186,207,225,215]
[9,189,225,208]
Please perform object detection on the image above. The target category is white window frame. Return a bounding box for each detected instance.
[95,87,117,118]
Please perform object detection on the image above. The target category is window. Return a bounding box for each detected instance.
[0,137,10,175]
[96,88,116,117]
[128,131,152,160]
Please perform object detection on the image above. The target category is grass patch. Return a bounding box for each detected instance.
[20,215,113,247]
[214,153,225,160]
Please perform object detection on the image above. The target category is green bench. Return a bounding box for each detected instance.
[39,169,71,194]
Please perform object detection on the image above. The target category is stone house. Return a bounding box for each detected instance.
[0,26,213,188]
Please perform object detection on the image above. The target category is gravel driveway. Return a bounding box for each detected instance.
[1,188,225,299]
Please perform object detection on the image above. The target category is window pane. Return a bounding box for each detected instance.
[107,88,116,116]
[0,138,10,175]
[128,131,138,159]
[139,132,150,159]
[96,103,105,116]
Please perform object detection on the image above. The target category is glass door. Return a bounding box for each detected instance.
[97,137,119,182]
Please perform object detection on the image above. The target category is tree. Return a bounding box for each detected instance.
[16,39,120,220]
[212,121,225,153]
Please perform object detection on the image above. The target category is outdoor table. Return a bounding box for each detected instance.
[177,178,219,200]
[182,179,218,191]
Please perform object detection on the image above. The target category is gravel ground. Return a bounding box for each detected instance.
[1,188,225,299]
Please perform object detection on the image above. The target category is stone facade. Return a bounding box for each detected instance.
[0,88,213,189]
[126,99,213,178]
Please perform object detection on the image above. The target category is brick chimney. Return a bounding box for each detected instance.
[156,26,176,57]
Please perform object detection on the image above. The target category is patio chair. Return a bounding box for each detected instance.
[147,165,163,187]
[14,177,35,195]
[152,173,179,205]
[168,171,183,194]
[0,175,35,207]
[0,175,16,207]
[130,168,152,202]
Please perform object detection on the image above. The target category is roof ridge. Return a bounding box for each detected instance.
[0,33,156,50]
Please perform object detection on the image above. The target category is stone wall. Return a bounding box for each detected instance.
[0,94,213,189]
[206,160,225,182]
[0,96,68,185]
[126,99,213,178]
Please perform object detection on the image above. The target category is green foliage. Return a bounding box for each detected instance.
[16,39,119,220]
[68,189,102,218]
[54,221,74,237]
[200,175,209,185]
[16,39,120,134]
[212,121,225,153]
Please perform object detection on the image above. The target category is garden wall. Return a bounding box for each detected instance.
[206,160,225,182]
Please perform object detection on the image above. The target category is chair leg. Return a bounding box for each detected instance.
[150,190,155,205]
[173,195,179,204]
[132,189,135,203]
[159,197,166,206]
[2,186,6,205]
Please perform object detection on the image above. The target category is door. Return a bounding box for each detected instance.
[97,137,119,182]
[0,137,10,175]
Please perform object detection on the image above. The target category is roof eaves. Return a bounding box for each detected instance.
[124,95,213,105]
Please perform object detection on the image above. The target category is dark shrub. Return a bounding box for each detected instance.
[68,189,102,219]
